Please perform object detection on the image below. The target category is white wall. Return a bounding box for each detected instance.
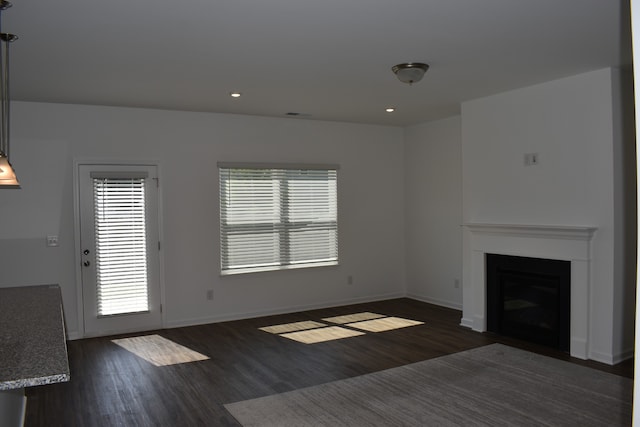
[0,102,406,338]
[0,68,632,360]
[461,68,635,363]
[611,69,637,362]
[404,117,462,309]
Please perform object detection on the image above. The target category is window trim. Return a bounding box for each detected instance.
[218,162,339,276]
[217,162,340,171]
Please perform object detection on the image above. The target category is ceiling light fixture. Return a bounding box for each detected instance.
[230,92,241,98]
[391,62,429,85]
[385,107,395,113]
[0,0,18,188]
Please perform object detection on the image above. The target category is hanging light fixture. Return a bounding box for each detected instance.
[0,0,18,188]
[392,62,429,85]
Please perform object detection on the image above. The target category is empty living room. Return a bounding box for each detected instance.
[0,1,637,426]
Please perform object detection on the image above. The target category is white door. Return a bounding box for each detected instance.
[78,164,162,337]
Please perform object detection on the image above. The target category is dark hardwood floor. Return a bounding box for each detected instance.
[24,298,633,426]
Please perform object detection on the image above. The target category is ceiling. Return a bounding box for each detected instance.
[5,0,632,127]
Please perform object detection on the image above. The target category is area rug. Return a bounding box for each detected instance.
[224,344,632,426]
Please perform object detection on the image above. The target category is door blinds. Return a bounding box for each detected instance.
[92,176,149,316]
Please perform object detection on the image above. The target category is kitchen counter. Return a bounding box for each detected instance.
[0,284,70,426]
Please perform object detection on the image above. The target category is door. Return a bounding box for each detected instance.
[78,164,162,336]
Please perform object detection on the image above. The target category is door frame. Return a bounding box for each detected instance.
[73,159,166,338]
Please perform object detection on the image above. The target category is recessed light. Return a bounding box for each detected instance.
[385,107,396,113]
[230,92,242,98]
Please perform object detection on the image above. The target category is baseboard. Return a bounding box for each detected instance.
[405,293,462,311]
[589,350,615,365]
[459,317,474,329]
[612,348,634,365]
[589,348,635,365]
[67,330,82,341]
[588,347,634,366]
[163,292,405,330]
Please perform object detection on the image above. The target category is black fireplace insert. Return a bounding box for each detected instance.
[486,254,570,351]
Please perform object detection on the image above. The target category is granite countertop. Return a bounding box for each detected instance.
[0,284,70,390]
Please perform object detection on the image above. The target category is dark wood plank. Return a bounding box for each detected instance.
[24,298,633,426]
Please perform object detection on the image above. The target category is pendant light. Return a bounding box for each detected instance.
[0,0,18,188]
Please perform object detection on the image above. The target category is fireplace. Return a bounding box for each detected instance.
[462,223,596,360]
[486,254,570,351]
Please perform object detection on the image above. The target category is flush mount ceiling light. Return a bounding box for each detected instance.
[229,92,242,98]
[392,62,429,85]
[0,0,18,188]
[385,107,395,113]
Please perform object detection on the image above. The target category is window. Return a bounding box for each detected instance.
[219,163,338,275]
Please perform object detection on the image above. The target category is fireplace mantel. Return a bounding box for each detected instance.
[464,223,597,241]
[462,223,597,360]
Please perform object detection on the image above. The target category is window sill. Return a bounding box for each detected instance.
[221,261,339,277]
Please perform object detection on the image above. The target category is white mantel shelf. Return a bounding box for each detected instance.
[462,223,598,361]
[463,223,597,241]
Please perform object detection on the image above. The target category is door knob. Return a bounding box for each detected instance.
[83,260,91,267]
[83,249,90,255]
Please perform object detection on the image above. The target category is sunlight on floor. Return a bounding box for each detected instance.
[112,334,210,366]
[322,312,384,324]
[281,326,365,344]
[259,320,326,334]
[347,316,424,332]
[260,312,425,344]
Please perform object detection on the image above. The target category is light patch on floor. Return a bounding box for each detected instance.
[258,313,425,344]
[281,326,365,344]
[112,334,210,366]
[322,312,385,324]
[259,320,327,334]
[347,317,424,332]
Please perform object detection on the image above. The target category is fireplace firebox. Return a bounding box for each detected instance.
[486,254,570,351]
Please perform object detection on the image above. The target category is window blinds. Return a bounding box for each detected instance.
[93,177,149,316]
[219,166,338,275]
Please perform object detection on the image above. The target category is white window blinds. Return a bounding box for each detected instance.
[93,176,149,316]
[219,165,338,275]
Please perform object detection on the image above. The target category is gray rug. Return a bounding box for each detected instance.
[224,344,632,426]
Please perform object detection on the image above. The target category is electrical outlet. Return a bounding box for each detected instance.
[206,289,214,300]
[46,235,59,247]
